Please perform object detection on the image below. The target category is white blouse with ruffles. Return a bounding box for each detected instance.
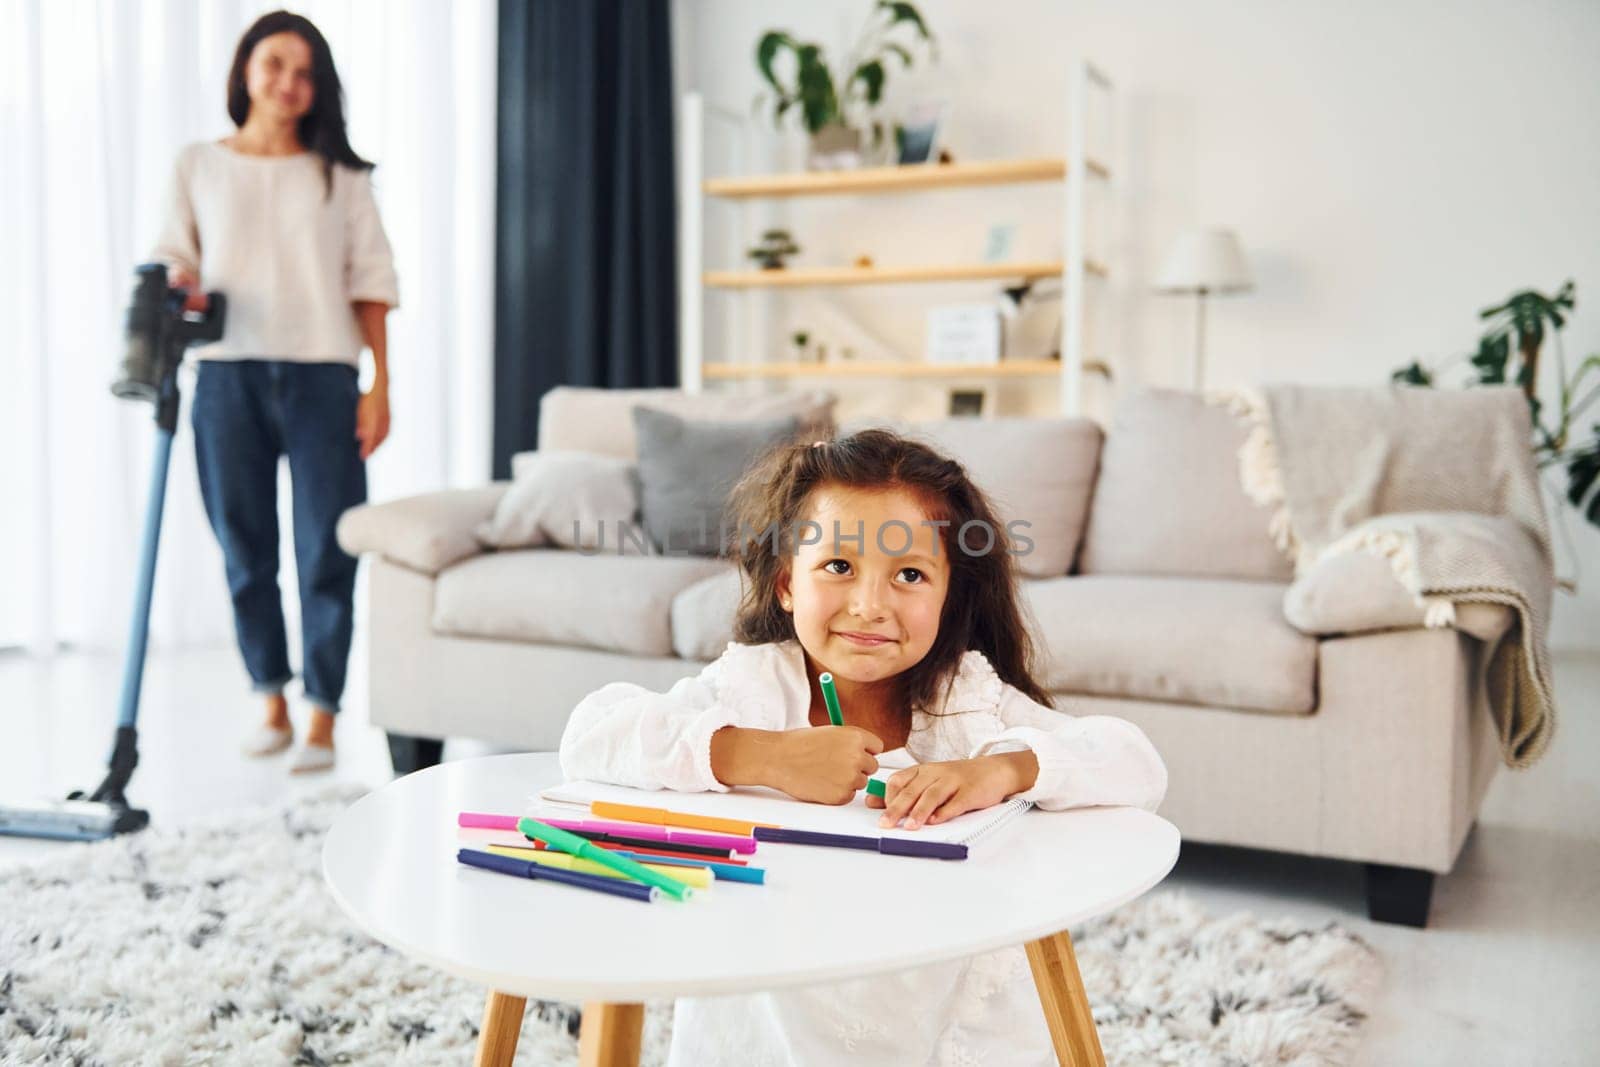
[151,141,399,366]
[559,640,1168,1067]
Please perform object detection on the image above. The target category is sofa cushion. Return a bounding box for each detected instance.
[671,566,743,660]
[1079,389,1292,581]
[476,451,645,553]
[843,416,1103,579]
[1024,574,1317,714]
[433,550,727,657]
[633,407,801,555]
[538,386,835,461]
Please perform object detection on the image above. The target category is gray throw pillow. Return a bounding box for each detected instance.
[632,407,801,556]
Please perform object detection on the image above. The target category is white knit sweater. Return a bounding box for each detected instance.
[559,640,1168,1066]
[151,141,399,365]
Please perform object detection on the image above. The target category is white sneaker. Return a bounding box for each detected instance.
[242,724,294,758]
[289,741,336,775]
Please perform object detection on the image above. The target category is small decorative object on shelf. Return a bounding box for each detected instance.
[854,254,874,269]
[983,224,1017,263]
[895,99,946,166]
[949,388,988,417]
[748,229,800,270]
[754,2,936,171]
[791,330,811,362]
[927,304,1001,366]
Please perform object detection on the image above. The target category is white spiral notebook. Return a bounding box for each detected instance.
[534,750,1033,850]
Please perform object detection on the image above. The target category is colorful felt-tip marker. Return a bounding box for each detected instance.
[459,812,758,854]
[552,827,736,859]
[518,817,696,901]
[502,843,763,884]
[529,837,747,866]
[615,850,766,885]
[483,845,714,889]
[819,672,844,726]
[456,848,658,902]
[550,825,755,857]
[588,800,777,838]
[753,826,968,861]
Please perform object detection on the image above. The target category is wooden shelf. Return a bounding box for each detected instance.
[703,360,1065,380]
[703,156,1109,199]
[705,260,1106,289]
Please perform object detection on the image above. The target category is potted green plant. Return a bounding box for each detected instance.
[755,2,936,170]
[748,229,801,271]
[1394,280,1600,536]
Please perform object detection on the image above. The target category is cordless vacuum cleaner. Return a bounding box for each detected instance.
[0,264,225,842]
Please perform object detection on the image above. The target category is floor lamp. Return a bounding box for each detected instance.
[1154,228,1252,389]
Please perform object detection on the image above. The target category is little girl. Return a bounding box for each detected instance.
[560,429,1168,1066]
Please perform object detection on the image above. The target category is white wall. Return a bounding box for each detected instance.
[673,0,1600,649]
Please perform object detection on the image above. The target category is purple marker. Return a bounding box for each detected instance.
[753,826,967,860]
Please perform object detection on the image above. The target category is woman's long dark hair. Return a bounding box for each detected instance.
[226,11,372,196]
[728,429,1053,716]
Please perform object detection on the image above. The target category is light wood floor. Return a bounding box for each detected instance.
[2,640,1595,1065]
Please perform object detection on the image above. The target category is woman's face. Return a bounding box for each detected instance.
[245,32,315,124]
[779,483,950,689]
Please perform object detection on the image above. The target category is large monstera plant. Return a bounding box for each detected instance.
[1394,280,1600,531]
[754,2,936,146]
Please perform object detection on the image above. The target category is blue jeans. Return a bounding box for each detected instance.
[191,360,367,713]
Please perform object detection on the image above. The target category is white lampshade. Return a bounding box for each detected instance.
[1154,227,1252,293]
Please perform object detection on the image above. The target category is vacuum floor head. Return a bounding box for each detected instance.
[0,798,150,842]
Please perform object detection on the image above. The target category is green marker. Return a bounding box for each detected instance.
[517,817,695,901]
[866,777,887,798]
[819,672,844,726]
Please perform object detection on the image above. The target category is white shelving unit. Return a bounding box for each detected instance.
[679,59,1114,416]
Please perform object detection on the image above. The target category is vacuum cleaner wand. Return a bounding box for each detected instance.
[0,264,226,843]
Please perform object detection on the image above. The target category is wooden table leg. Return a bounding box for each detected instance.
[578,1001,645,1067]
[1024,929,1106,1067]
[474,990,527,1067]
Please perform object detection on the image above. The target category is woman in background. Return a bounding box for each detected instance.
[153,10,398,774]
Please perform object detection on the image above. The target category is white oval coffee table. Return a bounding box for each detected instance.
[323,753,1179,1066]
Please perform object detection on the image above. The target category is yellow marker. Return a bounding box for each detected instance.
[484,844,714,890]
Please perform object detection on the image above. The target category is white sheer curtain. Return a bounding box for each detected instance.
[0,0,496,654]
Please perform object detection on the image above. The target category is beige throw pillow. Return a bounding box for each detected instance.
[1078,389,1292,581]
[839,417,1103,578]
[1283,548,1512,643]
[475,450,650,554]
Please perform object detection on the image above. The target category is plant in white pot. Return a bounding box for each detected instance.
[755,2,936,171]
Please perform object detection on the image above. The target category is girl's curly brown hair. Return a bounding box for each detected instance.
[725,428,1051,716]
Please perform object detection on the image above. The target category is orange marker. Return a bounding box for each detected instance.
[591,800,780,838]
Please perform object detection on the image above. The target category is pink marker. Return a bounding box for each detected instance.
[457,811,757,854]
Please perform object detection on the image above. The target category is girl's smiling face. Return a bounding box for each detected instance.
[779,483,950,687]
[245,32,315,123]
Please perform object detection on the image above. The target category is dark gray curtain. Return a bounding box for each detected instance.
[493,0,678,478]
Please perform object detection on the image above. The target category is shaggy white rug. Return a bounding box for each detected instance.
[0,788,1381,1065]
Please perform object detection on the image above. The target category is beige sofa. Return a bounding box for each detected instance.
[339,386,1519,927]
